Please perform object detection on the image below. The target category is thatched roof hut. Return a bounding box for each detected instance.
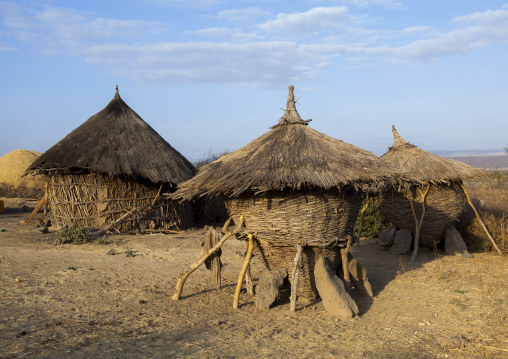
[378,126,484,254]
[25,86,195,231]
[175,86,395,298]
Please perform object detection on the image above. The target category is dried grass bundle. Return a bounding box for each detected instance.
[0,150,45,189]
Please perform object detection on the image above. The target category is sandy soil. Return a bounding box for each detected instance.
[0,198,507,359]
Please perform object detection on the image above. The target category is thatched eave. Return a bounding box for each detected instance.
[174,87,397,200]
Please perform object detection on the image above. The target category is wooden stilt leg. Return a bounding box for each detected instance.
[290,244,303,312]
[233,234,255,309]
[172,216,244,301]
[244,241,254,295]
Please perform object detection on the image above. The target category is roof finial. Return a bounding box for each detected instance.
[115,84,119,93]
[392,125,407,147]
[270,86,312,129]
[283,86,302,122]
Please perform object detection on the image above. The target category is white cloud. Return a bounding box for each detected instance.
[451,8,508,25]
[2,2,508,87]
[190,27,264,41]
[84,41,326,87]
[0,43,17,52]
[402,26,432,36]
[0,2,166,54]
[215,7,269,22]
[318,0,403,9]
[259,7,352,36]
[143,0,222,8]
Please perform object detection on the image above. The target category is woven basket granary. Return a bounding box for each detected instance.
[378,183,464,248]
[379,126,484,247]
[174,86,396,298]
[226,189,363,297]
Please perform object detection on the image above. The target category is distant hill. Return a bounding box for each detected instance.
[445,155,508,170]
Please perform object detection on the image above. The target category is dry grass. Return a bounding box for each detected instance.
[458,180,508,254]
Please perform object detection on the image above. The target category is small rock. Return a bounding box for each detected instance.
[125,249,134,257]
[314,256,359,318]
[106,249,116,255]
[138,299,147,304]
[437,336,469,349]
[346,253,374,298]
[444,225,472,258]
[390,229,412,255]
[254,268,287,310]
[15,277,21,283]
[377,225,397,250]
[16,330,27,337]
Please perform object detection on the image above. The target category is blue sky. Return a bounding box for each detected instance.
[1,0,507,162]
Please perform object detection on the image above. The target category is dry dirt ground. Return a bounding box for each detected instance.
[1,198,507,359]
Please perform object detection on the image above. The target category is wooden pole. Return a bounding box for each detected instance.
[289,244,303,312]
[25,193,47,224]
[172,216,244,300]
[460,183,503,255]
[356,196,372,246]
[244,240,254,295]
[102,185,163,232]
[233,234,254,309]
[411,185,431,262]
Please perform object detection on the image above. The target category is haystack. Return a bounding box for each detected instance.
[25,86,195,232]
[0,149,45,190]
[174,86,395,300]
[378,126,485,256]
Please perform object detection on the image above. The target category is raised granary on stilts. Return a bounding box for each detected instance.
[174,86,396,301]
[378,126,485,258]
[25,86,195,232]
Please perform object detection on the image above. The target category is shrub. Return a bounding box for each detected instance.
[193,149,229,168]
[354,197,391,238]
[457,184,508,254]
[57,226,91,244]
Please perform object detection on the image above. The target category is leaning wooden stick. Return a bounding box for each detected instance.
[172,216,244,300]
[356,196,372,245]
[25,193,47,224]
[460,183,503,255]
[289,244,303,312]
[103,185,163,232]
[233,233,255,309]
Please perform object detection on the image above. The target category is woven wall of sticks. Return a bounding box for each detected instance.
[378,183,465,247]
[47,173,194,231]
[225,189,363,247]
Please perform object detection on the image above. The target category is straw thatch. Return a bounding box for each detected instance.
[26,87,194,184]
[174,86,394,297]
[0,149,45,189]
[176,87,395,200]
[25,87,195,231]
[379,126,485,247]
[382,126,483,185]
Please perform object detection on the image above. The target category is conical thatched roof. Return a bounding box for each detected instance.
[25,86,195,185]
[175,86,395,199]
[382,125,484,184]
